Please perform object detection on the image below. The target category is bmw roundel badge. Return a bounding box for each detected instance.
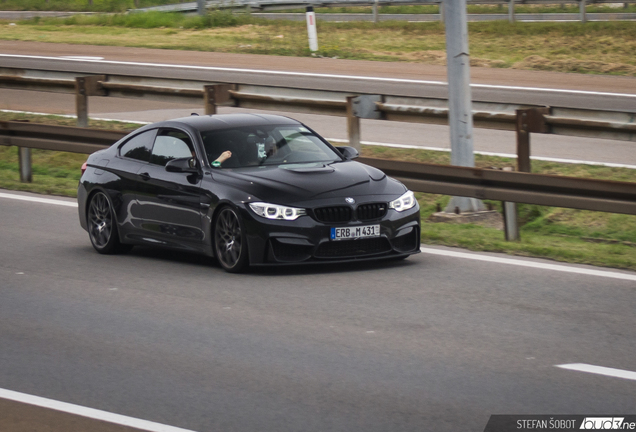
[345,197,355,204]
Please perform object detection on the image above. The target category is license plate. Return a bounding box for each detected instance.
[330,225,380,241]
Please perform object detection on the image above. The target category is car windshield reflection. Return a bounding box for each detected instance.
[202,124,341,168]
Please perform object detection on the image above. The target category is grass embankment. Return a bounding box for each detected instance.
[0,0,176,12]
[2,112,636,270]
[1,13,635,76]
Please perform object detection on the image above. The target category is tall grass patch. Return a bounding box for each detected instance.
[0,0,176,12]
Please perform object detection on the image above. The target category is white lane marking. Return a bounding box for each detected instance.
[419,247,636,282]
[0,388,198,432]
[59,56,104,60]
[0,192,78,208]
[556,364,636,381]
[2,54,636,99]
[329,139,636,170]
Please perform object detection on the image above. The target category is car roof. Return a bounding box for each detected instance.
[155,113,302,132]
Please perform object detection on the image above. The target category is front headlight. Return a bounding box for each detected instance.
[389,190,416,212]
[248,202,306,221]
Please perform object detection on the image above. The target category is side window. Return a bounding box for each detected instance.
[150,129,194,167]
[119,129,156,162]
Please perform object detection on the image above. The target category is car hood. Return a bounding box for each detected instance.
[212,161,406,204]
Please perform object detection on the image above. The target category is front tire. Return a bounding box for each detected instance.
[87,191,132,255]
[214,206,249,273]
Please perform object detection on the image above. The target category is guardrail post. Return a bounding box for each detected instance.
[504,107,549,241]
[580,0,587,23]
[346,96,361,151]
[204,84,237,115]
[499,166,519,241]
[204,85,217,115]
[438,1,444,22]
[18,147,32,183]
[516,112,531,173]
[508,0,515,23]
[502,200,519,241]
[75,75,107,128]
[75,77,89,128]
[516,107,550,173]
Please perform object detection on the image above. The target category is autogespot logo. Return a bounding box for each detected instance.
[580,418,629,430]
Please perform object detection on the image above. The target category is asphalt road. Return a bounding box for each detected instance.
[1,191,635,431]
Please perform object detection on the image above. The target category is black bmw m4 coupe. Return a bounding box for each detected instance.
[78,114,420,272]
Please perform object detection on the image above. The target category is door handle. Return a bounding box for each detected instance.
[139,172,150,181]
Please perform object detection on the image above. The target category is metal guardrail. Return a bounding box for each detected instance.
[359,157,636,215]
[0,121,125,154]
[135,0,636,11]
[1,120,635,216]
[1,69,635,171]
[133,0,636,23]
[1,69,635,238]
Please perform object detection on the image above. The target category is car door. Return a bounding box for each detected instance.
[135,128,205,251]
[111,128,158,240]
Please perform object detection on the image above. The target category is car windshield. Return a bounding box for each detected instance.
[201,124,341,169]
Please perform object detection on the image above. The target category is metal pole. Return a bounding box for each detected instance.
[346,96,361,151]
[508,0,515,23]
[439,1,444,22]
[580,0,587,23]
[18,147,32,183]
[443,0,484,213]
[306,6,319,52]
[373,0,379,23]
[197,0,205,16]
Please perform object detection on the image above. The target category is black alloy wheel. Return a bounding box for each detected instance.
[214,207,249,273]
[87,191,131,254]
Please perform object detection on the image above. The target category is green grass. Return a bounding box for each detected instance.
[1,112,636,270]
[27,10,252,28]
[4,14,635,75]
[0,0,177,12]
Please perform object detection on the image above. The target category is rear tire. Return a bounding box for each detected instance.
[87,191,132,255]
[214,206,249,273]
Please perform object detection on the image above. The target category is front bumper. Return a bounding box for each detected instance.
[241,203,421,266]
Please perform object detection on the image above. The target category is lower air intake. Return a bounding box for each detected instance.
[315,237,391,258]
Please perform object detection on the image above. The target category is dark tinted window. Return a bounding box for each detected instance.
[150,129,194,167]
[119,130,155,162]
[202,125,340,168]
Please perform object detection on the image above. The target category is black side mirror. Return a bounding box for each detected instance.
[165,157,199,173]
[335,146,359,160]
